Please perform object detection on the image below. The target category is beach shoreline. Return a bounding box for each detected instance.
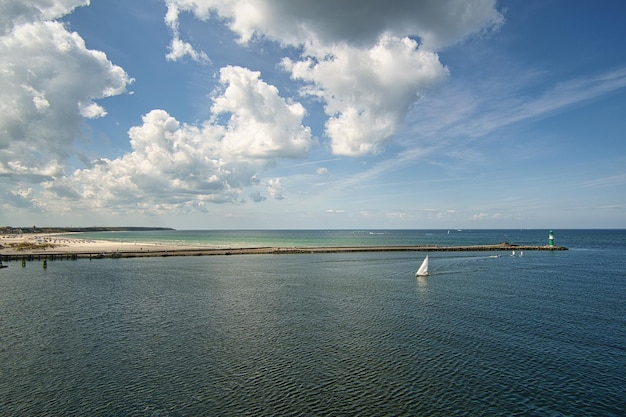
[0,233,567,261]
[0,233,203,256]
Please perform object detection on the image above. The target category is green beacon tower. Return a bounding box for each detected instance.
[548,230,554,247]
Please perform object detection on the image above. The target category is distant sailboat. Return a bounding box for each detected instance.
[415,256,429,276]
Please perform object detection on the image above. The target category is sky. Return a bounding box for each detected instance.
[1,0,625,230]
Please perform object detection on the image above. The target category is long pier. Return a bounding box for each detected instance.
[1,243,567,262]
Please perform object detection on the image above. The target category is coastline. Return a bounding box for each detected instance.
[0,233,567,261]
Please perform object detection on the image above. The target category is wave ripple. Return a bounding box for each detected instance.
[1,249,625,415]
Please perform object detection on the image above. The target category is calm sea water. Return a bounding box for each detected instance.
[1,230,624,416]
[56,228,597,248]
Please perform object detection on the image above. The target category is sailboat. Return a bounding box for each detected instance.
[415,256,429,276]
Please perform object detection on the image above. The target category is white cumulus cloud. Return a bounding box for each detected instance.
[164,3,210,63]
[283,35,448,155]
[0,1,132,178]
[266,178,284,200]
[0,0,89,32]
[213,66,313,160]
[162,0,502,156]
[45,66,314,212]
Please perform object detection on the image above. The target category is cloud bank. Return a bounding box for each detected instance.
[0,0,132,179]
[2,0,503,215]
[164,0,503,50]
[165,0,502,156]
[45,66,314,212]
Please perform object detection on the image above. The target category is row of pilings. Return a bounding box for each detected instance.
[0,252,111,262]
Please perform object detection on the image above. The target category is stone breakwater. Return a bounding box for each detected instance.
[1,242,567,262]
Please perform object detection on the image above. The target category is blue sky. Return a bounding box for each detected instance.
[1,0,625,229]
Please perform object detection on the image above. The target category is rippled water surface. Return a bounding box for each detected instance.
[1,230,625,415]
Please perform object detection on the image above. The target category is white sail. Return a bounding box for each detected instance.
[416,256,429,276]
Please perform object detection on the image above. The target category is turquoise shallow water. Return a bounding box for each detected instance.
[1,230,624,415]
[62,228,578,248]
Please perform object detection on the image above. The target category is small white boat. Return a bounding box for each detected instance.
[415,256,429,276]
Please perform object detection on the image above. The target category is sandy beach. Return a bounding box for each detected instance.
[0,233,197,257]
[0,233,566,261]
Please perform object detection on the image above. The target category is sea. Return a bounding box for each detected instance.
[1,229,624,416]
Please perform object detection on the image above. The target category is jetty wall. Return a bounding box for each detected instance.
[1,243,567,262]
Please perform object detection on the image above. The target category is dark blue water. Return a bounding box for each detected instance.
[1,230,624,416]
